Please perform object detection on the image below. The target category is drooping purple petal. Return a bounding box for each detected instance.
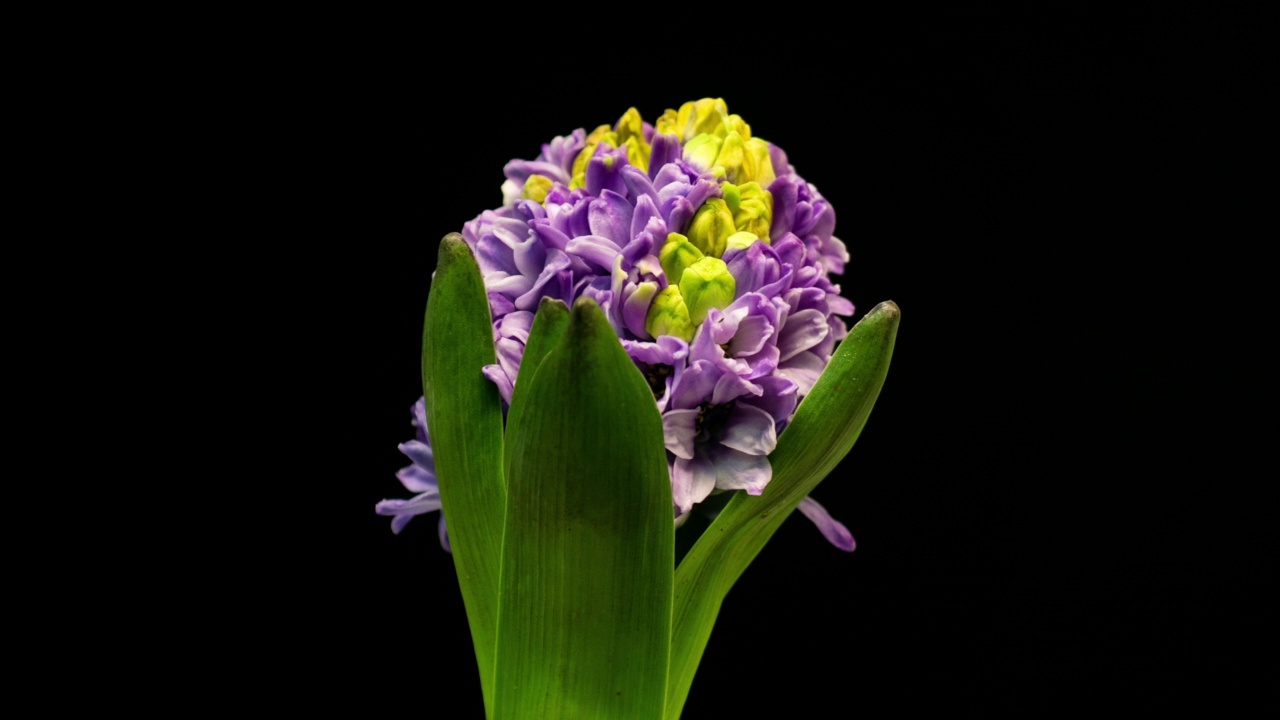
[797,496,856,552]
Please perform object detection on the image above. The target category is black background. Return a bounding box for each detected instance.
[17,15,1268,715]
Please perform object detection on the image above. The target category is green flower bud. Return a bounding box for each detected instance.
[679,256,736,325]
[722,181,773,242]
[645,285,696,342]
[687,197,736,258]
[520,174,554,204]
[658,232,705,285]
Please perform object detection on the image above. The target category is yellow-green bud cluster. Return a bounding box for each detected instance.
[646,232,737,340]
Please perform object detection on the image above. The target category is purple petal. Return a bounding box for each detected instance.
[395,463,436,493]
[397,440,435,473]
[437,515,451,553]
[797,496,856,552]
[727,314,772,357]
[649,134,681,178]
[671,360,719,410]
[718,403,778,456]
[376,491,443,534]
[672,453,717,514]
[710,446,772,495]
[777,308,829,362]
[711,371,762,406]
[482,363,514,405]
[485,272,534,297]
[662,408,700,460]
[738,375,800,425]
[827,293,855,316]
[565,235,623,271]
[588,190,634,246]
[622,281,658,339]
[777,351,826,395]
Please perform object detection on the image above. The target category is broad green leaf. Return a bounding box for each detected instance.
[495,298,673,720]
[422,234,506,717]
[665,300,900,719]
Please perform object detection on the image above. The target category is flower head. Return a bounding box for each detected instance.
[378,99,856,550]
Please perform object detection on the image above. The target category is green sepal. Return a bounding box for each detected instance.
[664,301,901,719]
[495,298,674,720]
[421,234,508,717]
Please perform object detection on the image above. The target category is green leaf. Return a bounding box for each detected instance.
[422,234,507,717]
[495,298,673,720]
[665,300,900,719]
[502,298,570,483]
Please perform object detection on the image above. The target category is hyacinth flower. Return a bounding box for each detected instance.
[379,99,899,719]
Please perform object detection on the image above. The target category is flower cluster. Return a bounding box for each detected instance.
[378,99,856,551]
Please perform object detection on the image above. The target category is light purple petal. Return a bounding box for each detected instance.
[711,371,762,406]
[710,446,772,495]
[672,454,717,514]
[777,308,829,362]
[565,235,623,271]
[397,440,435,473]
[662,408,700,460]
[797,496,856,552]
[376,491,443,535]
[671,360,719,410]
[588,190,634,246]
[718,403,778,456]
[395,463,436,493]
[828,293,855,316]
[437,515,451,553]
[622,281,658,339]
[482,363,514,405]
[485,272,535,297]
[777,351,826,395]
[727,314,772,357]
[739,375,800,425]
